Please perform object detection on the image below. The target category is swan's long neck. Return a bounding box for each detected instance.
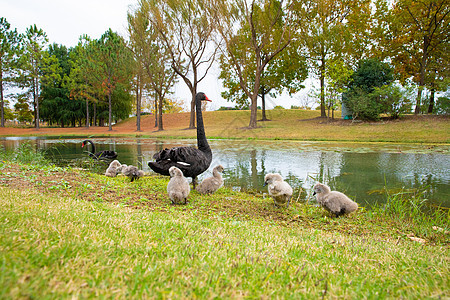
[85,140,95,154]
[213,169,222,179]
[196,98,210,153]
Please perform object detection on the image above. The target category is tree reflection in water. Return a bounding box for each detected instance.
[1,137,448,208]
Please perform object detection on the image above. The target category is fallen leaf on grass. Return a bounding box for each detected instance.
[407,234,427,244]
[432,226,449,234]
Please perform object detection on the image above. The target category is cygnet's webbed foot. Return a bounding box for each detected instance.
[286,197,292,208]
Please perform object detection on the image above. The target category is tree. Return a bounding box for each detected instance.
[343,58,395,120]
[147,0,217,129]
[0,17,20,127]
[132,1,178,131]
[212,0,295,128]
[40,44,85,128]
[219,34,308,120]
[374,0,449,114]
[66,35,99,128]
[433,95,449,115]
[89,29,134,131]
[324,60,353,119]
[294,0,372,117]
[164,97,185,113]
[14,93,33,123]
[349,59,394,93]
[371,83,413,118]
[128,4,149,131]
[17,25,51,130]
[424,39,449,113]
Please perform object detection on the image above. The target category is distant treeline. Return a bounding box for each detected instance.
[0,0,448,130]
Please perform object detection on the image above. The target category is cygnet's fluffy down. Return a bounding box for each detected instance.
[264,173,293,208]
[196,165,224,195]
[121,165,145,182]
[313,183,358,216]
[117,164,127,173]
[167,166,190,204]
[105,160,122,177]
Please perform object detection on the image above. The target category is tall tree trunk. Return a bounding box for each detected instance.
[154,95,158,127]
[35,79,40,130]
[108,89,112,131]
[158,94,163,131]
[320,54,326,118]
[0,71,4,127]
[188,69,198,129]
[85,99,90,128]
[136,78,142,131]
[260,85,269,121]
[261,92,267,121]
[249,94,258,128]
[93,103,97,126]
[415,36,429,114]
[189,93,196,129]
[428,87,435,114]
[249,67,262,128]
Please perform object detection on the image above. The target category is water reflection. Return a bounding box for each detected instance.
[0,137,448,208]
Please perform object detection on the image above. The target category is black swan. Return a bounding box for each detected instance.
[148,92,212,186]
[82,140,118,160]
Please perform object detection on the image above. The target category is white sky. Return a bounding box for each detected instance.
[1,0,314,110]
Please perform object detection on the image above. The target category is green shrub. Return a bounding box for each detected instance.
[345,87,383,120]
[0,142,49,165]
[433,96,450,115]
[371,84,413,118]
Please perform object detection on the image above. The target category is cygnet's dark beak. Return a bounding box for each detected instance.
[313,191,316,195]
[263,181,267,187]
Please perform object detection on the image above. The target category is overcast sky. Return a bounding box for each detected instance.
[1,0,312,110]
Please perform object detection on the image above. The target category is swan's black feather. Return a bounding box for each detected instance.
[82,140,118,160]
[148,92,212,184]
[149,147,211,178]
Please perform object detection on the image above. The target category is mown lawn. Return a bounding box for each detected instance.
[1,109,448,144]
[0,159,448,299]
[124,110,450,143]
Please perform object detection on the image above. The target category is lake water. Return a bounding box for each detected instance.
[1,137,449,208]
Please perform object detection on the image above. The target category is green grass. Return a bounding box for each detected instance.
[0,187,449,299]
[0,143,49,166]
[3,110,449,144]
[149,110,450,143]
[0,145,448,298]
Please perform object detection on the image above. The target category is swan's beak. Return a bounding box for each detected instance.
[313,191,316,196]
[204,94,212,102]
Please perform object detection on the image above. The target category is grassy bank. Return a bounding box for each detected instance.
[0,147,448,298]
[1,109,449,143]
[120,110,450,143]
